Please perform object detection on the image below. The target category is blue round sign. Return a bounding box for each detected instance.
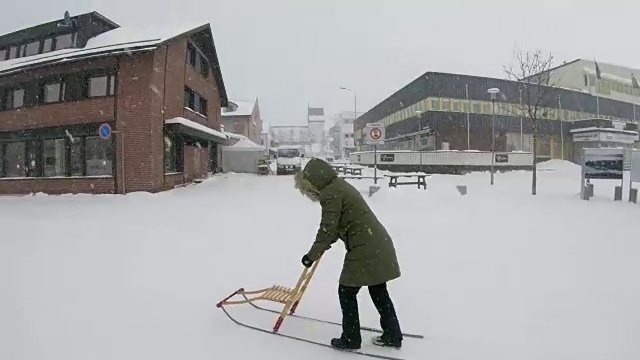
[98,123,112,139]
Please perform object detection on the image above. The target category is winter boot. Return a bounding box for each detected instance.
[331,336,361,350]
[372,335,402,349]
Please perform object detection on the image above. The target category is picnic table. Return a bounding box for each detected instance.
[331,164,364,176]
[339,175,384,181]
[384,173,430,190]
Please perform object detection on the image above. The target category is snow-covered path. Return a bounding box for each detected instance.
[2,161,639,360]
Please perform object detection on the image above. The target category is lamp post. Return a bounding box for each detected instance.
[488,87,500,185]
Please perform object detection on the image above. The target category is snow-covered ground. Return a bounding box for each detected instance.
[2,160,639,360]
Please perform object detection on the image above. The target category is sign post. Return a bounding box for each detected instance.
[98,123,112,140]
[581,147,624,200]
[364,123,386,184]
[98,123,126,194]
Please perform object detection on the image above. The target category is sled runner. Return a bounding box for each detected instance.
[216,256,322,333]
[216,258,426,360]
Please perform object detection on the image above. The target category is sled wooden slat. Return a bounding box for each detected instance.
[216,256,322,333]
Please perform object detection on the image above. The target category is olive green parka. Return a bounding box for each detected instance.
[294,158,401,287]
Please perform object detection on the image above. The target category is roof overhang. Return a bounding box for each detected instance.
[165,117,228,143]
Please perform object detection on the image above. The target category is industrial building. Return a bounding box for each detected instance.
[354,70,639,164]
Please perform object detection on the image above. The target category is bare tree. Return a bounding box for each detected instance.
[504,48,558,195]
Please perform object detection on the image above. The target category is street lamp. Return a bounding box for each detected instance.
[487,87,500,186]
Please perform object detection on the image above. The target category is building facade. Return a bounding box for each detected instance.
[354,71,639,162]
[270,125,309,147]
[329,111,360,159]
[221,98,262,144]
[542,58,640,107]
[0,11,229,194]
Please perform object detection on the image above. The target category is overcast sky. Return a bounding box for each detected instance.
[2,0,638,127]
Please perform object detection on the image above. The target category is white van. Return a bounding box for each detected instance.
[276,145,305,175]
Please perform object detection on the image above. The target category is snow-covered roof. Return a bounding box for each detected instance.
[165,117,228,140]
[0,22,209,76]
[569,127,638,135]
[224,132,248,140]
[222,99,256,117]
[232,138,262,148]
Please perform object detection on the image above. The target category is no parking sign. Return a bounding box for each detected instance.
[364,123,385,145]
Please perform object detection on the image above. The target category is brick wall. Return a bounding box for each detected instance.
[116,52,159,193]
[0,32,227,195]
[0,97,114,132]
[0,177,115,195]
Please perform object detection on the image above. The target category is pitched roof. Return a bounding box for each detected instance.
[0,20,228,106]
[222,99,257,117]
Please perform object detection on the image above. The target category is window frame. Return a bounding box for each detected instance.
[163,131,183,174]
[87,73,117,98]
[41,80,65,104]
[185,41,210,78]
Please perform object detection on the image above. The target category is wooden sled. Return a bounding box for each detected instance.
[216,258,321,333]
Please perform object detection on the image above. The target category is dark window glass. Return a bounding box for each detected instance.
[186,43,197,67]
[24,41,40,56]
[88,76,108,97]
[43,138,67,177]
[199,97,208,116]
[69,137,84,176]
[85,136,112,176]
[184,87,195,109]
[4,142,25,177]
[199,56,208,77]
[0,144,4,177]
[25,140,39,177]
[164,134,177,173]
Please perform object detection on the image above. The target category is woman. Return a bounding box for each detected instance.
[294,157,403,350]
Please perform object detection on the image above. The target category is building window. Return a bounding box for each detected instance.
[184,87,207,115]
[186,42,209,78]
[69,137,84,176]
[8,46,18,59]
[23,41,40,57]
[88,75,116,97]
[5,89,24,109]
[55,33,75,50]
[4,142,26,178]
[43,138,67,177]
[42,81,65,103]
[43,38,53,53]
[199,56,209,78]
[186,43,197,67]
[184,87,195,109]
[85,136,113,176]
[199,97,208,116]
[164,133,179,173]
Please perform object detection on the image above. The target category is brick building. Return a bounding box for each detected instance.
[0,11,229,194]
[221,98,262,144]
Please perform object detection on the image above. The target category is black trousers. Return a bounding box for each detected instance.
[338,282,402,345]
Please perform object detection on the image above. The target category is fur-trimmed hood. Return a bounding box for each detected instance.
[294,158,337,202]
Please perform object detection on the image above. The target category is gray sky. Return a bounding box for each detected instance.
[2,0,638,127]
